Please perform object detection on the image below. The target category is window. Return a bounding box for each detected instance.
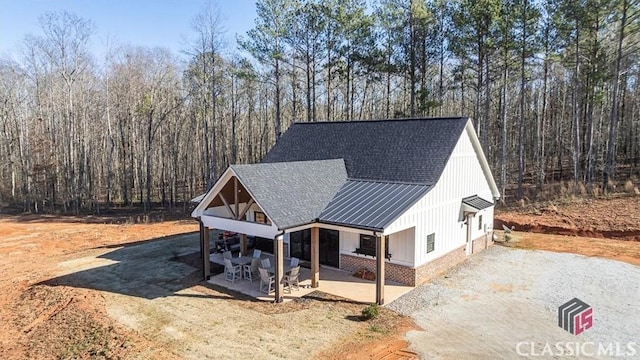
[254,211,271,225]
[426,233,435,253]
[356,234,391,259]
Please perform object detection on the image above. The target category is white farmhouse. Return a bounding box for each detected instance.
[192,117,500,304]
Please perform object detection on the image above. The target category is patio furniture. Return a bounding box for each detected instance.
[243,258,260,282]
[223,251,233,260]
[284,266,300,293]
[259,268,275,294]
[224,259,242,283]
[260,258,271,269]
[253,249,262,258]
[290,257,299,267]
[265,265,294,276]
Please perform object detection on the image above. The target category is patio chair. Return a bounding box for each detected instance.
[284,266,300,293]
[223,251,233,260]
[224,258,242,283]
[259,268,275,294]
[290,257,299,267]
[261,258,271,269]
[243,258,260,282]
[253,249,262,258]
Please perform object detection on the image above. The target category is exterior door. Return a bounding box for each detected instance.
[289,229,311,260]
[319,229,339,267]
[465,213,473,255]
[289,228,340,267]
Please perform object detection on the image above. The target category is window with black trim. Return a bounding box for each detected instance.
[254,211,271,225]
[426,233,435,253]
[478,215,483,231]
[355,234,391,259]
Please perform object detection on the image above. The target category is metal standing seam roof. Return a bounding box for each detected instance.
[462,195,494,210]
[318,180,433,231]
[230,159,347,230]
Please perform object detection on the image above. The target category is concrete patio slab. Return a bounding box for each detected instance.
[208,252,413,304]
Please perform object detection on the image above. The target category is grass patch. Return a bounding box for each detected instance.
[361,303,379,320]
[369,324,390,334]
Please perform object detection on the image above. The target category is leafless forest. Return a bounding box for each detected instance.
[0,0,638,213]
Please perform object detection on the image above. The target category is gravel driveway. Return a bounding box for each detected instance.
[388,246,640,359]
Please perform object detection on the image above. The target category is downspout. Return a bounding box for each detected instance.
[274,229,286,304]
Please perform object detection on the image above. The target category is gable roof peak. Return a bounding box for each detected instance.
[290,116,468,126]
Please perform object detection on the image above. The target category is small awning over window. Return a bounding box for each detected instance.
[462,195,493,213]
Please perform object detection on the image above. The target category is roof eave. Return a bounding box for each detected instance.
[465,120,501,200]
[316,220,384,233]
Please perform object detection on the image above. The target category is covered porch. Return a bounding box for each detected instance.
[192,160,393,304]
[207,252,412,303]
[198,215,393,304]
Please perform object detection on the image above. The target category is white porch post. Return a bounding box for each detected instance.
[311,227,320,288]
[376,234,385,305]
[203,226,211,279]
[274,235,284,302]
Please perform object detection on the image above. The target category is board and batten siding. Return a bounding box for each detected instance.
[339,227,415,267]
[384,125,495,268]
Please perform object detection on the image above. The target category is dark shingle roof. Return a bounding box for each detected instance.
[462,195,493,210]
[262,117,468,184]
[231,159,347,230]
[319,180,432,231]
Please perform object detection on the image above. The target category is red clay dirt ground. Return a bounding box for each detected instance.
[0,216,197,359]
[0,214,417,359]
[494,195,640,266]
[495,196,640,241]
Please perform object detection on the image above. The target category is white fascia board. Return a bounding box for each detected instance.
[283,222,377,236]
[465,120,501,200]
[201,214,281,239]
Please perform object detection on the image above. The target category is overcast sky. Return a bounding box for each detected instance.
[0,0,257,61]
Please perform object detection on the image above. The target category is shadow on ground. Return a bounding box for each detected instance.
[40,232,212,299]
[39,231,386,306]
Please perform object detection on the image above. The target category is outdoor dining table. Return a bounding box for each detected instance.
[264,265,294,275]
[230,256,254,266]
[230,256,254,280]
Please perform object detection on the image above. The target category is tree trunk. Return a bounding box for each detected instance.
[604,0,628,189]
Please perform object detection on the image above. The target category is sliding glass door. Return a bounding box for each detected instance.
[289,228,339,268]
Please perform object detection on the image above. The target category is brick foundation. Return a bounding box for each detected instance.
[340,254,416,285]
[413,245,467,286]
[472,231,493,254]
[339,232,494,287]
